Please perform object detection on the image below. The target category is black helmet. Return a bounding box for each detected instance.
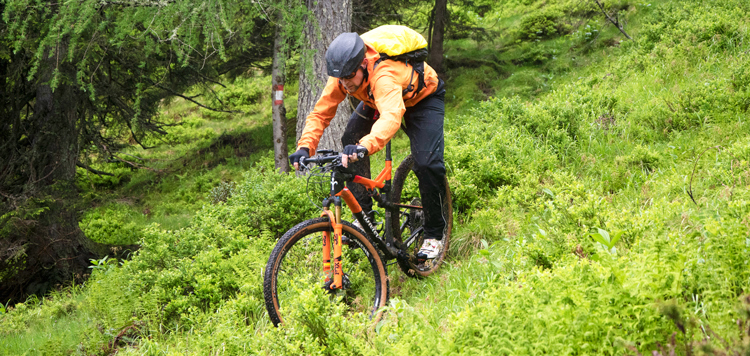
[326,32,365,78]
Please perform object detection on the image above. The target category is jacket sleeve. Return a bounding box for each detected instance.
[357,73,405,155]
[297,77,347,155]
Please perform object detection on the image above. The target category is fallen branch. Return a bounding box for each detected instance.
[99,0,175,8]
[149,81,242,114]
[110,155,161,172]
[593,0,632,40]
[118,152,148,161]
[76,162,114,177]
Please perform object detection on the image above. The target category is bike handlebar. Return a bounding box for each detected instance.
[302,152,341,167]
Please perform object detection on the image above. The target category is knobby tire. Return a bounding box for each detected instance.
[263,217,389,326]
[390,154,453,278]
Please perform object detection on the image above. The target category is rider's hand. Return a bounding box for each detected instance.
[289,148,310,170]
[342,145,368,168]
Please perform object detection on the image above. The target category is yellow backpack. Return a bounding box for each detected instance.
[361,25,429,98]
[361,25,428,59]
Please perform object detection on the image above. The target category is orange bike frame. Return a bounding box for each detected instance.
[352,160,392,190]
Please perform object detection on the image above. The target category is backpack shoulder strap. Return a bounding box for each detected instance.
[372,53,426,99]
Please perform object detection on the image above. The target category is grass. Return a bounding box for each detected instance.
[3,0,750,354]
[76,79,280,244]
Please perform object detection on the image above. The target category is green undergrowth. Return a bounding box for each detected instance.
[3,0,750,355]
[76,74,288,245]
[445,0,658,111]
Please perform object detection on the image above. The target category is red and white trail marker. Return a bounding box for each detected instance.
[273,84,284,105]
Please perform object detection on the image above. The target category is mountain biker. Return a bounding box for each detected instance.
[288,30,447,260]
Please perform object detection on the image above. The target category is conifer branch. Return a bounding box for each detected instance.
[108,155,161,172]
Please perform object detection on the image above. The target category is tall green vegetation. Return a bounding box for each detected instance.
[2,0,750,354]
[0,0,302,301]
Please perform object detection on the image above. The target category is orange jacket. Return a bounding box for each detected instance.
[297,43,440,156]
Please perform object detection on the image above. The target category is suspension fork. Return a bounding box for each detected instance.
[320,196,344,290]
[331,198,344,289]
[320,208,333,281]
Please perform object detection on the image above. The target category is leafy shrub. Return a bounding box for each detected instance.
[514,9,567,41]
[202,156,319,238]
[631,297,750,356]
[209,181,236,204]
[732,60,750,92]
[106,220,269,327]
[617,145,661,172]
[85,159,319,327]
[597,145,661,193]
[162,116,216,144]
[512,42,554,64]
[445,253,680,355]
[76,165,132,189]
[80,203,144,245]
[201,75,271,120]
[488,86,617,152]
[445,102,556,212]
[639,0,749,53]
[731,60,750,113]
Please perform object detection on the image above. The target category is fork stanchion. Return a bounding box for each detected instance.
[320,209,335,280]
[331,198,344,289]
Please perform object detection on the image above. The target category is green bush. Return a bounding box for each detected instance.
[80,203,144,245]
[445,102,556,212]
[201,75,271,120]
[202,156,319,238]
[75,165,132,189]
[85,159,318,328]
[639,0,748,51]
[445,254,678,355]
[512,42,554,64]
[208,181,236,204]
[617,145,661,172]
[163,116,216,144]
[514,9,567,41]
[7,1,750,354]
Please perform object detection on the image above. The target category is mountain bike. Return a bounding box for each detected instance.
[263,142,452,326]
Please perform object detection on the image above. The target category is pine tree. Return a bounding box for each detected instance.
[0,0,276,301]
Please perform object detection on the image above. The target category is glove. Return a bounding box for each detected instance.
[343,145,368,160]
[289,148,310,169]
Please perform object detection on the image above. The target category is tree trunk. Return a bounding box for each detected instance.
[272,11,290,173]
[0,46,113,303]
[428,0,448,75]
[295,0,352,152]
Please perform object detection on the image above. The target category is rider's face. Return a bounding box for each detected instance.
[340,62,366,93]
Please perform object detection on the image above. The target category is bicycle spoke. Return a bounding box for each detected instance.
[265,219,388,325]
[390,155,453,278]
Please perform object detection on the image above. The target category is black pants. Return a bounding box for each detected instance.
[341,86,447,239]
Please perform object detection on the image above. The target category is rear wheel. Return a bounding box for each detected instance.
[263,217,389,326]
[390,155,453,278]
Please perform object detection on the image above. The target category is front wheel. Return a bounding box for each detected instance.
[263,217,389,326]
[390,155,453,278]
